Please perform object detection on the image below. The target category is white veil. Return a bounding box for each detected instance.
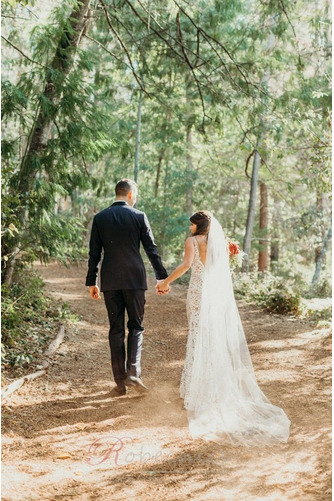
[186,215,290,446]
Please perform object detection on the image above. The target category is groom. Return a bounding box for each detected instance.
[86,179,169,396]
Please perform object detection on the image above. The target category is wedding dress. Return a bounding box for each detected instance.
[180,216,290,446]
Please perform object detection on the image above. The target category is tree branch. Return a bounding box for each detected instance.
[84,33,133,70]
[125,0,185,61]
[245,150,255,179]
[277,0,302,66]
[1,35,48,68]
[98,0,149,96]
[172,0,252,82]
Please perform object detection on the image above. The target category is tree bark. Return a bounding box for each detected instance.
[242,145,261,271]
[185,74,193,214]
[315,191,326,263]
[160,160,170,258]
[134,89,143,183]
[270,193,280,269]
[185,121,193,214]
[155,150,164,197]
[258,182,269,271]
[312,218,332,285]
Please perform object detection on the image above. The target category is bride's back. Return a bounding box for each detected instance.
[194,235,207,266]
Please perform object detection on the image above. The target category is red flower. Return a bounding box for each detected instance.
[229,241,240,256]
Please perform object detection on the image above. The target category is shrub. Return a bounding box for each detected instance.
[253,285,301,315]
[1,267,69,371]
[233,271,302,316]
[304,276,332,299]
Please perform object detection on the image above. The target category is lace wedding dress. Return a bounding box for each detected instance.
[180,237,205,408]
[180,218,290,446]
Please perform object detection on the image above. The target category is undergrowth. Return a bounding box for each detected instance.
[2,267,77,375]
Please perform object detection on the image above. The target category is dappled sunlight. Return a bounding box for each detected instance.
[49,291,85,301]
[255,369,301,383]
[302,298,332,310]
[160,360,185,369]
[251,338,303,349]
[2,263,331,500]
[296,327,331,340]
[43,277,81,285]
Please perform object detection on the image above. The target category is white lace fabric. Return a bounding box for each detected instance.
[180,223,291,446]
[180,237,204,407]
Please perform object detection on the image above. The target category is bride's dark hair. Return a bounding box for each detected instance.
[189,210,212,236]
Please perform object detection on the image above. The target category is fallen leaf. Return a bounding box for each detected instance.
[56,453,72,459]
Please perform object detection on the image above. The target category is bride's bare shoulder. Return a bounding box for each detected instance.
[194,235,207,246]
[185,236,195,245]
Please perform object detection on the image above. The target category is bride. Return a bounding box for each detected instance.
[156,210,290,446]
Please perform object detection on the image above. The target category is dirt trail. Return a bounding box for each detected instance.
[1,262,331,501]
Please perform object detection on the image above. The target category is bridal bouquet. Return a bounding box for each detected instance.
[227,239,246,268]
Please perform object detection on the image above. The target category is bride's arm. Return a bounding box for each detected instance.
[157,238,195,290]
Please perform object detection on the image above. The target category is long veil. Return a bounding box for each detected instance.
[186,215,290,446]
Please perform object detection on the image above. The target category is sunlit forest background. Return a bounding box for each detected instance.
[1,0,331,368]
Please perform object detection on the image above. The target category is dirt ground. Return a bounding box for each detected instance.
[1,261,332,501]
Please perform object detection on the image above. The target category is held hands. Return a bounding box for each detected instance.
[89,283,167,298]
[89,285,101,300]
[155,279,170,295]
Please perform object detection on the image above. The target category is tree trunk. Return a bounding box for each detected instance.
[134,89,143,183]
[155,150,164,197]
[233,181,241,235]
[17,0,91,195]
[242,28,275,272]
[160,160,170,259]
[185,74,193,214]
[312,219,332,285]
[3,246,20,287]
[258,182,269,271]
[315,191,326,263]
[242,144,261,271]
[270,193,280,269]
[185,122,193,214]
[270,236,279,265]
[3,0,91,286]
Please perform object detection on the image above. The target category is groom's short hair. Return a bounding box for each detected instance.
[115,179,138,196]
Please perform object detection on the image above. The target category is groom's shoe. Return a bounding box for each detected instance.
[110,384,126,397]
[125,376,149,393]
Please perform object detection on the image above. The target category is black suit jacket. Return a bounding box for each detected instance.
[85,201,167,291]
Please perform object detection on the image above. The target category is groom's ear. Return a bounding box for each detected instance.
[129,190,137,202]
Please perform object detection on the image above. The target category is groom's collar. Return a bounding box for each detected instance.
[111,200,128,206]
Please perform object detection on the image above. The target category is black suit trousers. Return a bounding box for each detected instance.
[104,290,145,385]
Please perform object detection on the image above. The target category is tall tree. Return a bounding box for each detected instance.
[242,23,275,270]
[3,0,92,285]
[258,181,269,272]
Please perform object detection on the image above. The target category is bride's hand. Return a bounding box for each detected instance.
[155,280,170,295]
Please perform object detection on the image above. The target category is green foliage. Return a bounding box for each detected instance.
[234,272,302,315]
[304,276,332,299]
[1,268,68,370]
[1,1,116,273]
[305,306,332,326]
[1,0,331,336]
[2,0,35,6]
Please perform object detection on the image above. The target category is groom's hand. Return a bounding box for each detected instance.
[89,285,101,300]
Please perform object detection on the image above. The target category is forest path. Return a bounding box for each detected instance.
[2,262,331,501]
